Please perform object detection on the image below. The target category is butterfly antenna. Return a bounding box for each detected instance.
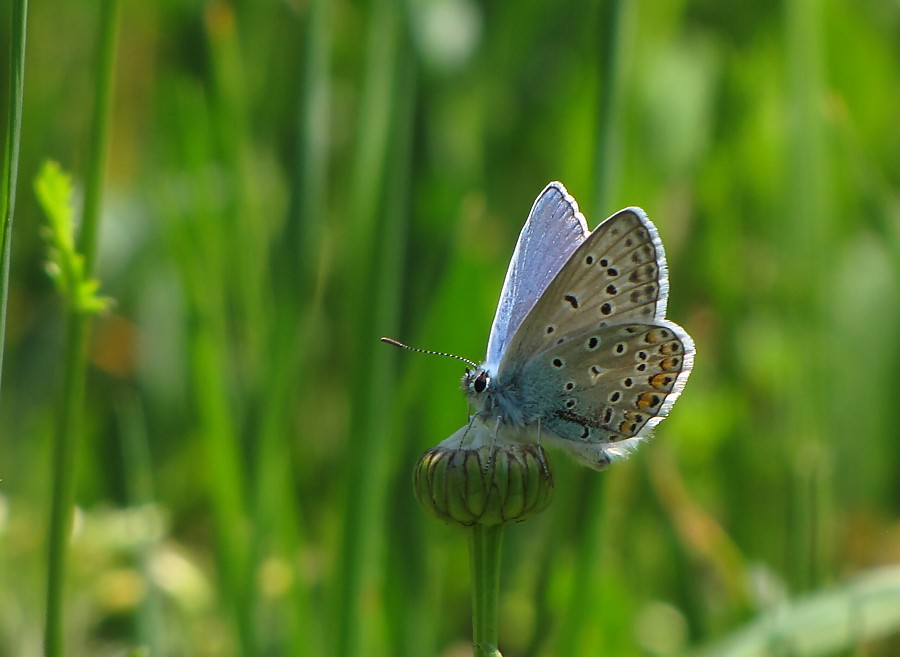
[380,337,478,369]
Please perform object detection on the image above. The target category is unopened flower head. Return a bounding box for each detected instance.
[413,418,554,526]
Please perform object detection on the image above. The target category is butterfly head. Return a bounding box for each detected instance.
[461,366,491,402]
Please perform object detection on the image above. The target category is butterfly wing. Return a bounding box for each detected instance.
[484,182,589,370]
[497,206,670,371]
[493,204,694,469]
[516,321,694,469]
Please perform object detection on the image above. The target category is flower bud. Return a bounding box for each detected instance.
[413,421,554,526]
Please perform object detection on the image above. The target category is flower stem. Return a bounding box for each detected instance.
[43,0,120,654]
[469,524,505,657]
[43,313,89,657]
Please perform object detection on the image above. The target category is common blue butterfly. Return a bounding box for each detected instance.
[457,182,694,469]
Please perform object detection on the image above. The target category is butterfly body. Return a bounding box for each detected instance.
[456,182,694,470]
[463,363,536,429]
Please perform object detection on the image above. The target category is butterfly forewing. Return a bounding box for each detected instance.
[485,182,589,368]
[497,207,671,372]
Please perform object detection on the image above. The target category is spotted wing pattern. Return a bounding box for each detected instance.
[497,207,671,373]
[515,322,694,468]
[490,201,694,469]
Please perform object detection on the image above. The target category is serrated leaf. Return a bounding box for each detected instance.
[33,160,111,315]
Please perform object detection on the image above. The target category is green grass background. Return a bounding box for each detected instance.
[2,0,900,655]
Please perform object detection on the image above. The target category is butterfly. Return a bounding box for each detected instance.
[452,181,695,470]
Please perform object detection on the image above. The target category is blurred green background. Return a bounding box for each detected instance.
[2,0,900,655]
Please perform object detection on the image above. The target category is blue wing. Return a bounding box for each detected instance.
[484,182,589,369]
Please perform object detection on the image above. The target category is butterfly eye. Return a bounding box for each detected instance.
[473,371,489,394]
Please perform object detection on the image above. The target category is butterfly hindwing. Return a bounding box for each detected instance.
[498,207,670,373]
[485,182,589,368]
[516,321,694,468]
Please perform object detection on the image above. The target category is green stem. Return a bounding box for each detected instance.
[784,0,831,594]
[592,0,634,213]
[78,0,120,272]
[44,314,89,657]
[469,524,505,657]
[335,0,406,654]
[43,1,120,655]
[0,0,28,393]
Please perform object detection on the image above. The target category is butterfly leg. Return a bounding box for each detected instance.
[458,413,478,447]
[489,416,503,448]
[483,417,504,472]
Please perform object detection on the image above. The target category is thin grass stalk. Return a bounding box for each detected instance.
[243,2,334,653]
[43,0,120,654]
[784,0,833,592]
[190,320,253,655]
[204,3,268,373]
[289,0,330,275]
[522,508,566,657]
[160,83,252,656]
[592,0,633,216]
[203,9,272,654]
[335,0,405,654]
[250,357,315,655]
[345,0,400,268]
[0,0,29,393]
[370,57,417,657]
[170,205,253,654]
[77,0,119,272]
[250,320,315,654]
[117,395,168,656]
[555,0,636,654]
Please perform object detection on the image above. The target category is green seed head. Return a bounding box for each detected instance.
[413,422,554,526]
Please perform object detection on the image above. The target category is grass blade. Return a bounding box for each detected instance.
[0,0,28,393]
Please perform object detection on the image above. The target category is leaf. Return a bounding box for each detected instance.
[33,160,111,314]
